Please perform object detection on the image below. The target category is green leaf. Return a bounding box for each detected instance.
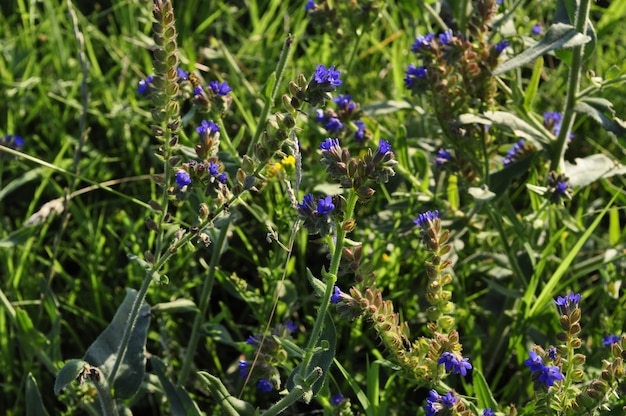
[307,268,327,297]
[458,111,549,146]
[151,299,199,314]
[361,100,415,117]
[26,373,50,416]
[575,99,626,138]
[523,57,543,112]
[151,356,202,416]
[493,23,590,75]
[473,369,498,411]
[564,154,626,188]
[83,288,151,400]
[197,371,256,416]
[54,359,87,395]
[261,71,276,101]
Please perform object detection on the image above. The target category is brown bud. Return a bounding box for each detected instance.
[342,219,356,232]
[144,251,155,264]
[145,217,158,232]
[148,200,163,211]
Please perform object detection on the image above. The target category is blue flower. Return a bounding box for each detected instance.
[175,171,191,187]
[4,134,24,147]
[556,181,568,195]
[543,111,573,138]
[554,292,581,315]
[209,80,232,96]
[441,391,456,407]
[238,360,249,379]
[532,24,542,35]
[298,193,315,210]
[404,64,427,88]
[524,350,544,372]
[217,172,228,184]
[305,0,315,11]
[438,351,457,372]
[196,119,220,136]
[208,161,220,177]
[414,210,439,228]
[411,33,434,53]
[483,409,495,416]
[435,149,452,166]
[423,401,437,416]
[137,75,154,94]
[602,335,621,346]
[354,120,366,141]
[246,335,256,345]
[320,137,340,151]
[316,196,335,215]
[324,117,343,132]
[539,365,564,387]
[314,64,342,86]
[193,86,203,95]
[331,286,342,304]
[495,40,509,53]
[177,67,189,79]
[377,138,391,154]
[547,347,557,361]
[454,357,472,376]
[503,138,526,166]
[257,379,273,393]
[285,320,297,334]
[333,94,355,111]
[331,394,344,405]
[438,29,453,45]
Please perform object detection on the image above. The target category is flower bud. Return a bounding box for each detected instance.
[145,216,159,232]
[572,353,586,366]
[199,203,209,221]
[570,368,585,381]
[342,219,356,232]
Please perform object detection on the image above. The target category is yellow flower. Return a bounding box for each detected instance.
[281,155,296,175]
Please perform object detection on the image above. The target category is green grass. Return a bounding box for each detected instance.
[1,0,625,414]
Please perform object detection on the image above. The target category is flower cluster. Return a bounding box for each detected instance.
[318,137,397,203]
[238,322,299,394]
[190,75,233,114]
[502,138,536,166]
[543,111,573,139]
[314,94,370,142]
[438,351,472,376]
[546,170,572,204]
[524,349,565,388]
[297,193,338,236]
[423,390,456,416]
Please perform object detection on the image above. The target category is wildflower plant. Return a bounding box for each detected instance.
[2,0,625,415]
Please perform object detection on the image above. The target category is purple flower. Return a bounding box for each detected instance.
[193,86,203,95]
[411,33,434,53]
[285,320,297,333]
[427,390,440,403]
[414,210,439,228]
[377,138,391,154]
[503,138,526,166]
[137,75,154,94]
[4,134,24,147]
[554,292,581,315]
[316,195,335,215]
[314,64,342,86]
[298,194,315,210]
[438,29,453,45]
[556,181,568,195]
[175,171,191,187]
[238,360,249,379]
[547,347,557,361]
[333,94,355,111]
[423,401,438,416]
[404,64,427,88]
[435,149,452,166]
[324,117,344,132]
[602,335,621,346]
[354,120,366,141]
[483,409,495,416]
[305,0,315,11]
[330,286,342,304]
[524,350,544,372]
[331,394,344,405]
[257,379,273,393]
[209,80,232,96]
[454,357,472,376]
[320,137,340,151]
[217,172,228,184]
[441,391,456,407]
[532,24,542,35]
[196,119,220,136]
[539,365,564,387]
[177,68,189,79]
[438,351,458,372]
[495,40,509,53]
[208,161,220,176]
[246,335,256,345]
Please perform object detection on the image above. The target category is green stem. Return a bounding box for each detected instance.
[549,0,591,172]
[299,190,358,378]
[179,224,230,385]
[246,35,294,156]
[262,367,322,416]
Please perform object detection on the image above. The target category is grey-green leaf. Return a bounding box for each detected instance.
[564,154,626,188]
[575,100,626,138]
[54,359,87,395]
[493,23,590,75]
[151,356,202,416]
[27,373,51,416]
[83,288,151,400]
